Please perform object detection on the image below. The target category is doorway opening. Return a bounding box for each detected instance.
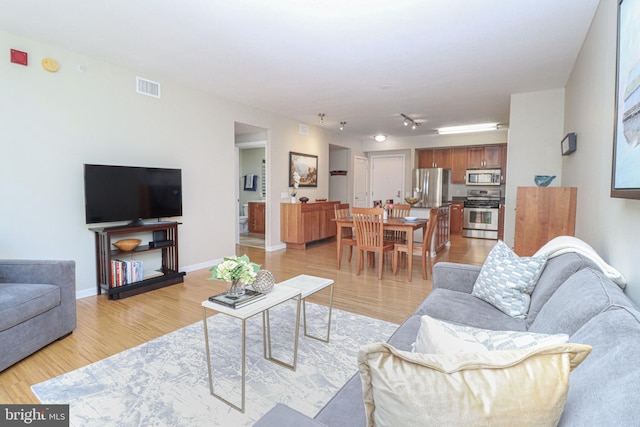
[329,144,351,203]
[235,122,268,249]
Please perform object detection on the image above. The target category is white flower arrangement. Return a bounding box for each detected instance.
[291,171,300,197]
[209,254,260,285]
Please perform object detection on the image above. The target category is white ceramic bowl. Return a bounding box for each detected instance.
[404,216,417,221]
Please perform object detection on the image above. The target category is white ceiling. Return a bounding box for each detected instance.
[1,0,600,140]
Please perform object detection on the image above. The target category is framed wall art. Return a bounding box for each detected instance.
[289,151,318,187]
[612,0,640,199]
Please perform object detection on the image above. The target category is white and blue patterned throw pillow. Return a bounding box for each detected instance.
[471,240,548,319]
[413,315,569,354]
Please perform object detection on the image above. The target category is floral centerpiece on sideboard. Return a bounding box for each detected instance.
[209,254,260,297]
[290,171,300,203]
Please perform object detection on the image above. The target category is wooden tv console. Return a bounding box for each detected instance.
[90,221,185,300]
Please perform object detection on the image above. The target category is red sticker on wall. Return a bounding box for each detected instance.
[10,49,28,66]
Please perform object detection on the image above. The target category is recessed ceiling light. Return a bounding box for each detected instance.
[436,123,499,135]
[373,134,387,142]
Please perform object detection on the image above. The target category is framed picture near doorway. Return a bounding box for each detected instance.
[289,152,318,187]
[612,0,640,199]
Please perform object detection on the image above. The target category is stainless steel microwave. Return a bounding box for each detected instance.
[466,169,501,186]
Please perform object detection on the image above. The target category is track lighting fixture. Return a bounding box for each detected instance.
[318,113,325,124]
[339,121,346,131]
[400,113,420,130]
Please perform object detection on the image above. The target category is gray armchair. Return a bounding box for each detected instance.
[0,260,76,371]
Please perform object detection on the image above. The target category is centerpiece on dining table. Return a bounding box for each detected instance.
[373,199,395,219]
[209,254,260,298]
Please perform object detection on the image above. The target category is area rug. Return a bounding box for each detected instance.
[32,303,398,427]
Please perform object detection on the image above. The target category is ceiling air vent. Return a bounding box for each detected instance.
[136,76,161,99]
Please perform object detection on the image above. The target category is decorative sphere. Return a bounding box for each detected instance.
[252,270,275,293]
[534,175,556,187]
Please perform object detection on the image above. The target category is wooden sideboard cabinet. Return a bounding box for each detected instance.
[514,187,577,256]
[281,201,339,250]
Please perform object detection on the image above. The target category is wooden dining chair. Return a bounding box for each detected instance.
[385,204,411,243]
[392,208,439,281]
[334,203,357,269]
[352,207,395,280]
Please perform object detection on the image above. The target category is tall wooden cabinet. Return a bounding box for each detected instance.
[514,187,577,256]
[280,201,339,250]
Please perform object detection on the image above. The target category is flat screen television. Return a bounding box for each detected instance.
[84,164,182,225]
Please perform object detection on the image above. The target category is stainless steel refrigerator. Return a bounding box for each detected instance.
[412,168,450,207]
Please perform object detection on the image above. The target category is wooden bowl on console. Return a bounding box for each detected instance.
[112,239,142,252]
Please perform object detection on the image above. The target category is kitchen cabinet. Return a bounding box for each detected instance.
[417,148,451,169]
[514,187,577,256]
[467,144,503,169]
[280,201,339,250]
[248,201,265,234]
[450,201,464,234]
[451,147,468,184]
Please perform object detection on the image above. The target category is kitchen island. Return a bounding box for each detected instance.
[409,204,450,253]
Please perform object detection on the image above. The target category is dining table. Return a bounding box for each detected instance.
[333,216,428,279]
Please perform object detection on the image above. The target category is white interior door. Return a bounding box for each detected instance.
[353,156,369,208]
[371,155,405,205]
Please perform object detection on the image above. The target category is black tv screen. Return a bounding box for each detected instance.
[84,164,182,224]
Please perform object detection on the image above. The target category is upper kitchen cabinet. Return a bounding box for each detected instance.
[418,148,451,169]
[451,147,467,184]
[467,144,504,169]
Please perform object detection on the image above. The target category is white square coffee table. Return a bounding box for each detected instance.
[279,274,335,343]
[201,285,301,413]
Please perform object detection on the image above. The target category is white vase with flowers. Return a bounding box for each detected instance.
[290,171,300,203]
[209,254,261,298]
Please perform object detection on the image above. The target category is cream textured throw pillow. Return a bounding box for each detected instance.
[413,315,569,354]
[358,342,591,427]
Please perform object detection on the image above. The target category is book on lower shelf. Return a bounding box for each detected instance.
[208,289,266,309]
[110,259,143,287]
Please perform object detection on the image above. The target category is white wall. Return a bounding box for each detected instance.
[563,0,640,304]
[503,89,566,246]
[0,31,363,296]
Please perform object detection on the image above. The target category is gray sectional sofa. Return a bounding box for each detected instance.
[0,260,76,371]
[256,250,640,426]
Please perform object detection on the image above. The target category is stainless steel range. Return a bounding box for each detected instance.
[463,189,501,239]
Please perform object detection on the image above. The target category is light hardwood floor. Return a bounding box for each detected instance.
[0,235,495,404]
